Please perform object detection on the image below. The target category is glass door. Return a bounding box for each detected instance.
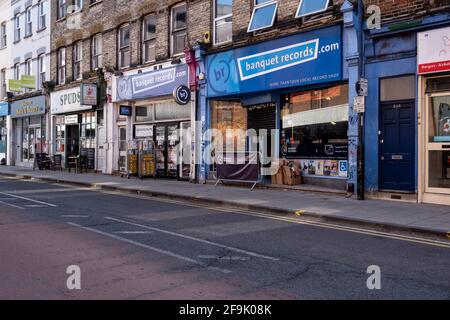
[425,92,450,195]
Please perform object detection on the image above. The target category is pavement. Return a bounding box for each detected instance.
[0,177,449,299]
[0,165,449,239]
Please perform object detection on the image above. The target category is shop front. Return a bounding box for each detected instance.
[205,24,348,190]
[0,102,8,165]
[10,95,47,167]
[418,26,450,205]
[114,63,194,179]
[50,86,100,169]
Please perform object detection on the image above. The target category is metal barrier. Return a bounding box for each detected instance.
[214,151,263,190]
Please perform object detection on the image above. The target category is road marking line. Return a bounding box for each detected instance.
[0,192,58,207]
[114,231,153,235]
[101,190,450,249]
[25,205,47,208]
[61,215,90,218]
[66,222,231,274]
[198,255,250,261]
[105,216,280,261]
[0,200,25,210]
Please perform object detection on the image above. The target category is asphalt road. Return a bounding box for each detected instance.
[0,176,449,300]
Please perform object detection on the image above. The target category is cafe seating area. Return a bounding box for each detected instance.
[35,148,95,174]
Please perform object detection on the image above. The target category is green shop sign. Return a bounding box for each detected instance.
[21,75,36,89]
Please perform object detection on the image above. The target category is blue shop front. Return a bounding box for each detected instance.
[0,102,9,165]
[203,24,351,190]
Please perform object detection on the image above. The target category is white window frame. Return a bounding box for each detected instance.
[73,41,83,80]
[0,22,6,48]
[91,34,102,70]
[14,14,20,42]
[213,0,233,46]
[25,6,32,36]
[170,2,187,57]
[14,63,20,80]
[58,47,66,85]
[247,0,278,33]
[38,54,46,89]
[118,24,130,69]
[58,0,67,19]
[142,14,156,63]
[295,0,330,18]
[38,1,47,30]
[1,69,6,98]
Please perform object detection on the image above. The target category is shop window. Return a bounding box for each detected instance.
[135,105,155,122]
[80,112,96,149]
[380,75,415,102]
[295,0,329,18]
[210,100,247,159]
[214,0,232,45]
[429,95,450,143]
[248,0,277,33]
[281,84,349,177]
[154,101,190,121]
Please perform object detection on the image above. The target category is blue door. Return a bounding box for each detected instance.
[379,101,415,191]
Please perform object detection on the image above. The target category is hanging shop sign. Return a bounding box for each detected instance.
[418,26,450,74]
[80,83,98,106]
[206,25,342,98]
[0,102,8,116]
[116,64,189,101]
[21,75,36,89]
[8,79,22,92]
[10,95,45,118]
[173,85,191,105]
[51,87,92,114]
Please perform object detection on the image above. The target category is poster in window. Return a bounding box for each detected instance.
[323,160,332,176]
[330,160,339,177]
[316,160,324,176]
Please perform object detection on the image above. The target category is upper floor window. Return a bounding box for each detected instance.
[214,0,232,45]
[0,22,6,48]
[170,3,187,56]
[118,24,130,69]
[295,0,330,18]
[38,1,47,30]
[58,0,67,19]
[25,59,32,75]
[73,41,83,80]
[14,63,20,80]
[57,47,66,85]
[14,14,20,42]
[1,69,6,98]
[73,0,83,11]
[38,54,46,89]
[91,34,102,70]
[25,6,33,37]
[248,0,277,32]
[142,14,156,63]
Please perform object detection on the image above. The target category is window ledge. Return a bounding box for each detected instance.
[36,27,47,33]
[24,33,32,39]
[89,1,103,8]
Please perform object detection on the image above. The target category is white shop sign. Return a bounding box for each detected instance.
[135,125,154,138]
[65,115,79,125]
[418,26,450,74]
[51,87,92,114]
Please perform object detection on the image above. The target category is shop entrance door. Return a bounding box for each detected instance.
[15,125,22,164]
[424,92,450,203]
[379,101,415,191]
[66,125,80,165]
[155,123,180,178]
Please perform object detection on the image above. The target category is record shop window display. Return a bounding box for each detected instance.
[281,84,349,176]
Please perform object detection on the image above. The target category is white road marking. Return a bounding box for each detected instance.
[101,191,450,249]
[105,216,280,261]
[114,231,154,235]
[61,215,90,218]
[0,192,58,207]
[198,255,250,261]
[25,205,47,208]
[0,200,25,210]
[66,222,231,274]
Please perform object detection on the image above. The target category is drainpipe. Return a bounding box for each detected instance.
[356,0,365,200]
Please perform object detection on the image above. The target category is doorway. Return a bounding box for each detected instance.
[379,101,415,191]
[66,124,80,165]
[155,123,180,178]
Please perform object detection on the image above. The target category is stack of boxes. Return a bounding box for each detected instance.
[271,160,302,186]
